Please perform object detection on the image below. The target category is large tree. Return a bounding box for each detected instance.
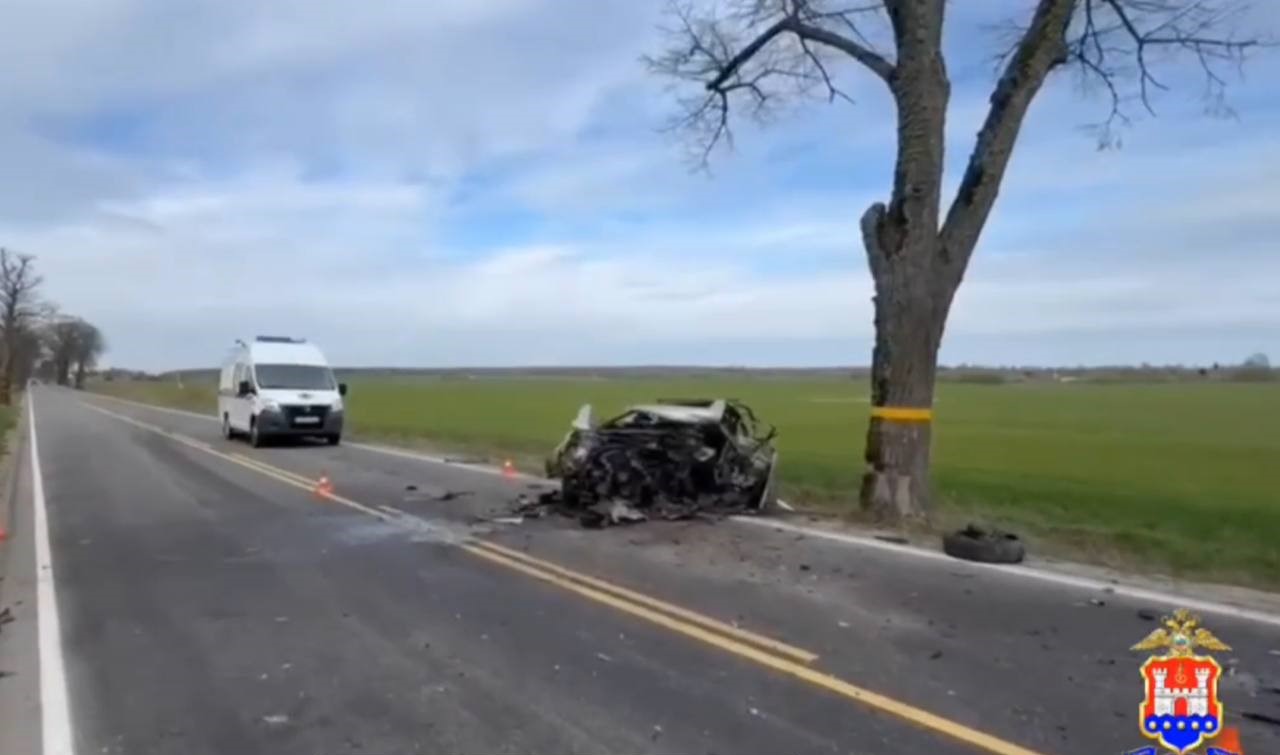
[648,0,1264,520]
[0,249,47,405]
[46,315,81,386]
[45,315,105,388]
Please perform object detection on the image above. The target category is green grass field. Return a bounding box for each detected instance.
[93,377,1280,588]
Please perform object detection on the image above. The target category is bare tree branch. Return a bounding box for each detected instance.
[939,0,1076,270]
[1069,0,1264,128]
[645,0,894,164]
[944,0,1266,270]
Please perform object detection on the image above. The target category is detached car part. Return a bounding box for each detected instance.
[544,398,778,524]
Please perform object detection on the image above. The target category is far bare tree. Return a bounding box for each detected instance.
[0,249,47,405]
[647,0,1266,521]
[71,321,105,389]
[6,326,46,390]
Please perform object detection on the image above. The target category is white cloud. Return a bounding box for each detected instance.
[2,0,1278,370]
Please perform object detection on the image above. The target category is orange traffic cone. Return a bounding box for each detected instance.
[1214,726,1243,754]
[502,459,516,478]
[313,473,334,499]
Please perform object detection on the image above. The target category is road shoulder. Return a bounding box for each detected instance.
[0,398,42,755]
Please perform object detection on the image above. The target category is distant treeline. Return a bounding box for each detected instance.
[107,362,1276,385]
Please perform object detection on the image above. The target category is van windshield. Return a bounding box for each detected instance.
[254,364,336,391]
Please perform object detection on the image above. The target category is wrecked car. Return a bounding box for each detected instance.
[540,399,778,526]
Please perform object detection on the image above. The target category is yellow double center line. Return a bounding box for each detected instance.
[82,399,1046,755]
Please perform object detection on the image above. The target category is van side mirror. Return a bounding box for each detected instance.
[338,383,348,397]
[238,380,254,397]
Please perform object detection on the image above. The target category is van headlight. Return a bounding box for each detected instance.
[259,398,280,412]
[331,398,344,413]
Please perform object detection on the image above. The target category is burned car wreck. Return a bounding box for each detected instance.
[530,399,778,527]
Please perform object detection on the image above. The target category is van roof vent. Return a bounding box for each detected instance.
[254,335,306,344]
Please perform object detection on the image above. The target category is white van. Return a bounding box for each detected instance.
[218,336,347,447]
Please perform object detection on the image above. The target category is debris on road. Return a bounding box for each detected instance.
[527,399,778,527]
[0,606,13,632]
[404,485,472,502]
[874,534,909,545]
[941,524,1026,564]
[1137,609,1159,621]
[262,714,290,726]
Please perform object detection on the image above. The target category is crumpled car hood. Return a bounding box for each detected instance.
[535,398,778,527]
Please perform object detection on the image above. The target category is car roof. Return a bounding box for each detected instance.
[623,400,726,424]
[246,340,329,366]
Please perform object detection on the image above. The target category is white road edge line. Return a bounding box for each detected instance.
[86,392,1280,627]
[29,394,76,755]
[733,517,1280,628]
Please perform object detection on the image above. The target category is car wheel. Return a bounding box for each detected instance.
[249,418,265,448]
[326,434,341,446]
[942,525,1026,564]
[222,414,235,440]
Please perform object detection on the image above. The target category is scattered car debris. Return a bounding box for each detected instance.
[491,516,525,525]
[941,524,1026,564]
[874,534,909,545]
[403,484,472,502]
[1136,609,1159,621]
[262,714,290,726]
[526,399,778,527]
[0,606,13,632]
[1088,598,1107,607]
[595,652,614,663]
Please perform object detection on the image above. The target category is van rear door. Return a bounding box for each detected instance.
[228,361,254,431]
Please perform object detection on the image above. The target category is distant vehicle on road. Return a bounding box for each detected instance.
[218,336,347,447]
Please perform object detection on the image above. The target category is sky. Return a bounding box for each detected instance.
[1,0,1277,371]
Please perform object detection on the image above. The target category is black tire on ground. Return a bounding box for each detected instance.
[250,419,266,448]
[326,434,341,446]
[222,414,235,440]
[942,525,1026,564]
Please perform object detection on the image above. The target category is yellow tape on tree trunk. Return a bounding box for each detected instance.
[870,406,934,422]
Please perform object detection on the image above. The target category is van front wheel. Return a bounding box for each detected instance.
[222,414,235,440]
[250,419,266,448]
[326,434,341,446]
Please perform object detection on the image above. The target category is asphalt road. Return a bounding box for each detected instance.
[1,386,1278,755]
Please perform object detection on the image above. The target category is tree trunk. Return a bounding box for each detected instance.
[857,204,956,522]
[859,274,950,521]
[0,340,13,406]
[74,362,86,390]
